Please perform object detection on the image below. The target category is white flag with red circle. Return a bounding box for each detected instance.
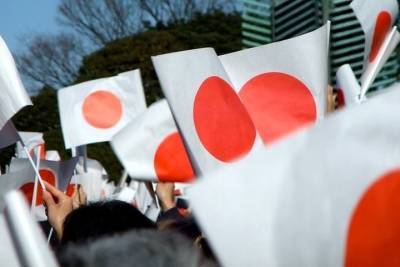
[219,24,329,145]
[16,131,46,159]
[153,24,328,175]
[350,0,399,70]
[152,48,260,175]
[360,27,400,97]
[0,36,32,129]
[8,157,79,204]
[58,69,147,149]
[189,86,400,267]
[112,99,195,182]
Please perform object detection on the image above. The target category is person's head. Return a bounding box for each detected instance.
[58,230,217,267]
[158,218,218,263]
[60,200,156,246]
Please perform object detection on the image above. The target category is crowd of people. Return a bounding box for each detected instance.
[40,181,219,267]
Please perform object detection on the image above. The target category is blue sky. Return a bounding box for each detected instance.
[0,0,62,53]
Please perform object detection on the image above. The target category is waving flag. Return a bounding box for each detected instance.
[153,24,328,175]
[8,157,78,206]
[16,131,46,159]
[0,37,32,129]
[0,120,20,149]
[58,69,147,149]
[360,27,400,97]
[350,0,398,69]
[190,86,400,267]
[153,48,258,175]
[220,23,329,144]
[112,99,194,182]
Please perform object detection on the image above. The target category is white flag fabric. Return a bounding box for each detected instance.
[350,0,399,69]
[16,131,45,159]
[58,69,147,149]
[45,150,61,161]
[189,86,400,267]
[153,24,329,175]
[0,37,32,129]
[112,99,195,182]
[219,23,329,145]
[336,64,361,107]
[0,215,21,267]
[0,120,20,149]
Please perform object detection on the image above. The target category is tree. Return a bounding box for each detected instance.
[16,33,85,91]
[2,12,242,182]
[57,0,144,47]
[139,0,239,26]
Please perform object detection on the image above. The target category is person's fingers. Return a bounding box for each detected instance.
[42,190,56,208]
[71,184,78,199]
[44,181,66,200]
[78,186,87,205]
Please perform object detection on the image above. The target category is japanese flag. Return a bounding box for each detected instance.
[153,24,328,175]
[189,86,400,266]
[112,99,194,182]
[0,37,32,129]
[16,131,46,159]
[8,158,78,205]
[219,23,329,145]
[360,27,400,97]
[350,0,399,69]
[58,69,147,149]
[0,120,20,149]
[153,48,259,175]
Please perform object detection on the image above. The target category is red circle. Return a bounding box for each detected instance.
[82,90,123,129]
[239,72,317,144]
[19,169,56,206]
[66,184,76,197]
[154,132,195,182]
[193,76,256,162]
[345,169,400,267]
[337,89,346,108]
[369,11,392,62]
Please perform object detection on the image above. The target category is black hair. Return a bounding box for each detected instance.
[58,230,217,267]
[60,200,156,246]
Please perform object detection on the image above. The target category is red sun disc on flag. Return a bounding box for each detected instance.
[345,169,400,266]
[20,169,56,206]
[66,183,76,197]
[239,72,317,145]
[193,76,256,162]
[82,90,123,129]
[154,132,195,182]
[28,143,46,159]
[369,11,392,63]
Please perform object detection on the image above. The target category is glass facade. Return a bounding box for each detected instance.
[242,0,400,90]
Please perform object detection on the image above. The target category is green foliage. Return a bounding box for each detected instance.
[1,12,241,182]
[77,11,242,104]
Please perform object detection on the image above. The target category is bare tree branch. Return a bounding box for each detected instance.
[16,33,85,91]
[139,0,239,25]
[57,0,144,46]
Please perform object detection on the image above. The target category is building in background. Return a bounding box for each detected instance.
[242,0,400,90]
